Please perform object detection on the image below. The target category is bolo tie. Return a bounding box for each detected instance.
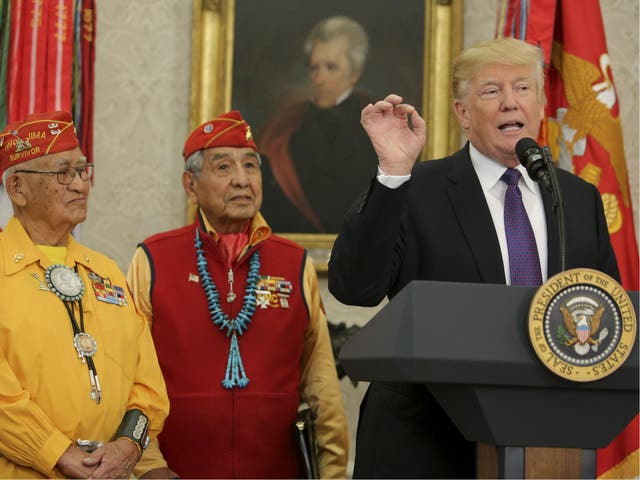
[45,264,102,404]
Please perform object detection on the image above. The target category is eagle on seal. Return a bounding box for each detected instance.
[560,302,606,356]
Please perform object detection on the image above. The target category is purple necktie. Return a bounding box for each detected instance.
[501,168,542,286]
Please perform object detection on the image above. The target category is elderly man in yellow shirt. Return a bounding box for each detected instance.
[0,111,169,478]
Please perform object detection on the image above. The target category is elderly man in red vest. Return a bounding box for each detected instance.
[0,111,169,478]
[128,110,348,479]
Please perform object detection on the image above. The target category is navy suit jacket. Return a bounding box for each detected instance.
[328,143,619,478]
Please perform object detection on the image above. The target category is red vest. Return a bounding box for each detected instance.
[143,220,309,478]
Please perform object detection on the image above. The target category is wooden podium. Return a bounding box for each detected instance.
[339,280,639,478]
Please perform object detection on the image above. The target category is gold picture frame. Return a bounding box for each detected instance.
[189,0,462,272]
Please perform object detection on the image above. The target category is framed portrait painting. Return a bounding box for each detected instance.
[189,0,462,270]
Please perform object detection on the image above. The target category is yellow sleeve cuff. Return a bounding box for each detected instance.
[31,429,72,477]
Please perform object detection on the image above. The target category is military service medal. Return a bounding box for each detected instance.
[89,272,128,306]
[256,275,293,309]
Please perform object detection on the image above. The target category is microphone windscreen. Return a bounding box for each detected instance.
[515,137,540,161]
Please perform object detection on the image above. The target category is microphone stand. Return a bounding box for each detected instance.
[542,146,567,272]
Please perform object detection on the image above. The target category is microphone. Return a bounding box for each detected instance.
[516,137,568,272]
[515,137,551,191]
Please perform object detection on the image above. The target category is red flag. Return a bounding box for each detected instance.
[0,1,96,231]
[45,0,74,111]
[497,0,639,477]
[7,0,74,120]
[77,0,95,166]
[0,0,95,175]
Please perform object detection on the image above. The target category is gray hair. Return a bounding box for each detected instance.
[184,149,262,179]
[452,37,546,105]
[184,150,204,179]
[2,158,38,186]
[304,16,369,74]
[1,167,13,187]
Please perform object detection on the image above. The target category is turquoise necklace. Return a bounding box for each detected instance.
[195,227,259,389]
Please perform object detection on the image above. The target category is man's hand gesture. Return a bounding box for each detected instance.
[361,93,427,176]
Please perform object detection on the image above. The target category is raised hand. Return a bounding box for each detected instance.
[361,93,427,176]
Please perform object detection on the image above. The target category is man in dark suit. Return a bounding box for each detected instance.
[328,37,619,478]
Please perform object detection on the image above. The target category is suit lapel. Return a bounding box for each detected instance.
[446,147,505,284]
[542,181,561,276]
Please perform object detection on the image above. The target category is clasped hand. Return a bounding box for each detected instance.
[57,438,140,479]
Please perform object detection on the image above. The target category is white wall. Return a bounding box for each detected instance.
[85,1,192,264]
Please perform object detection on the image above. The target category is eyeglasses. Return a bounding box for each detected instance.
[15,164,94,185]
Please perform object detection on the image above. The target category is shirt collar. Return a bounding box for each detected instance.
[312,87,353,107]
[468,142,538,195]
[335,88,353,106]
[2,216,100,275]
[198,208,271,248]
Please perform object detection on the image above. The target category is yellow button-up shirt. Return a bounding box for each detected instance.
[0,217,169,478]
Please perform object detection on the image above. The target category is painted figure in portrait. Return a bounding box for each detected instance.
[230,1,424,235]
[259,16,376,233]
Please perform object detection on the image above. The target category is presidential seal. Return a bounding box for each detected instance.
[528,268,636,382]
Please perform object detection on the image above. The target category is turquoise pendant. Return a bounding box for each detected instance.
[222,333,249,389]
